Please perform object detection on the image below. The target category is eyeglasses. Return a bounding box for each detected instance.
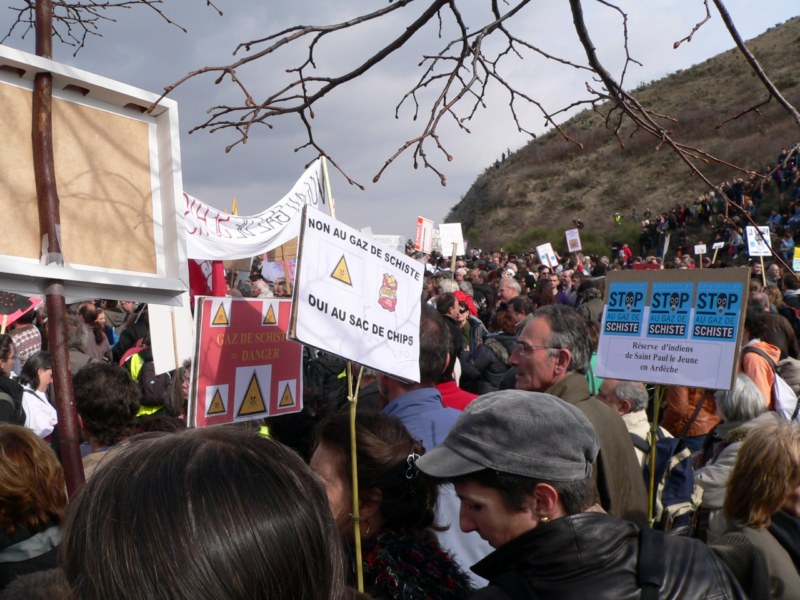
[458,305,469,314]
[513,341,559,356]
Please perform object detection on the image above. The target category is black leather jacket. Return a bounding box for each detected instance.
[469,512,746,600]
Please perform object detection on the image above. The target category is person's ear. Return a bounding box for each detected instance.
[532,483,560,520]
[619,399,633,415]
[554,348,572,373]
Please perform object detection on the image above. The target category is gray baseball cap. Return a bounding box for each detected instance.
[416,390,599,482]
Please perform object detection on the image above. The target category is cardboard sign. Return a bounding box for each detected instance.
[536,243,558,268]
[596,268,749,390]
[794,248,800,272]
[746,226,772,257]
[291,207,423,382]
[415,216,434,254]
[439,223,465,257]
[189,298,302,427]
[694,244,707,255]
[565,228,582,253]
[149,294,194,376]
[712,241,725,250]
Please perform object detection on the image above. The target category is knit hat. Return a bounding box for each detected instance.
[416,390,599,482]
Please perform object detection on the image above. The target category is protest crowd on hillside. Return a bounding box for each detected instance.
[3,151,800,599]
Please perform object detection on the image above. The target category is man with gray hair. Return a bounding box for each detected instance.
[509,305,648,525]
[598,379,666,467]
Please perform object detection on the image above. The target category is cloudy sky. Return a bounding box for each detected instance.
[2,1,798,239]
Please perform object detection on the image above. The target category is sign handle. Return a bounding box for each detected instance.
[760,256,766,288]
[347,362,365,592]
[647,385,664,528]
[712,247,719,265]
[321,156,336,219]
[451,242,458,272]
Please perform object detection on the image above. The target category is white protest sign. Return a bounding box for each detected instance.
[712,241,725,250]
[149,294,195,375]
[184,159,329,260]
[565,228,582,253]
[746,225,772,257]
[536,242,558,268]
[291,207,423,382]
[371,234,405,253]
[694,244,707,255]
[439,223,465,257]
[595,268,749,390]
[415,216,434,254]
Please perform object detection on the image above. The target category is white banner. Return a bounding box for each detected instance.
[290,207,423,382]
[439,223,465,257]
[184,160,329,260]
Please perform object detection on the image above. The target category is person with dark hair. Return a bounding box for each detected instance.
[61,427,349,600]
[0,568,72,600]
[509,305,648,525]
[311,412,473,600]
[741,307,782,410]
[76,302,112,363]
[435,322,478,412]
[0,336,24,426]
[459,310,516,395]
[17,352,55,439]
[73,362,140,479]
[416,391,746,599]
[0,425,66,590]
[7,311,41,377]
[379,304,492,585]
[436,292,467,355]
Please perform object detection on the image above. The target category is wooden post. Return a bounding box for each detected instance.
[33,0,85,495]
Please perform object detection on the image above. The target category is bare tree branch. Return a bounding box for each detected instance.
[3,1,221,55]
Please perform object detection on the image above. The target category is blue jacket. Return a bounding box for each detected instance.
[383,387,460,452]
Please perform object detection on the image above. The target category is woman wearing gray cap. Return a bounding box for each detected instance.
[416,390,746,600]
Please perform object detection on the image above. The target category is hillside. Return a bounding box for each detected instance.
[446,17,800,254]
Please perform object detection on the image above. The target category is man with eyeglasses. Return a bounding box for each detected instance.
[508,305,648,525]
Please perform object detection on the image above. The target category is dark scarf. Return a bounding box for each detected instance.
[768,510,800,570]
[350,528,473,600]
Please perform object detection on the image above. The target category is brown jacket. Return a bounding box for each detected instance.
[547,372,648,526]
[662,386,720,438]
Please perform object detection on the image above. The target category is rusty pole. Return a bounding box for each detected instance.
[32,0,85,495]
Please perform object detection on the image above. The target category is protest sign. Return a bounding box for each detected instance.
[415,217,434,254]
[184,160,330,261]
[596,268,749,390]
[536,242,558,268]
[795,248,800,272]
[291,207,423,382]
[694,244,707,255]
[371,234,405,253]
[746,225,772,257]
[439,223,465,257]
[0,45,187,305]
[149,294,194,376]
[565,228,582,253]
[188,298,302,428]
[712,242,725,250]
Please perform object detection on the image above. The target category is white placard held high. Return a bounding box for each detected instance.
[536,243,558,268]
[565,228,582,253]
[746,226,772,257]
[291,207,423,382]
[439,223,465,257]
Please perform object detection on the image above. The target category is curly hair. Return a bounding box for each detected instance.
[73,363,140,447]
[0,424,66,536]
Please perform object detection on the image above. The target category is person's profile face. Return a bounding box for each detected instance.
[310,442,352,539]
[454,479,537,548]
[508,317,559,393]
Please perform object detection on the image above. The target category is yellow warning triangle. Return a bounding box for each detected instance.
[263,305,277,325]
[207,390,226,415]
[279,385,295,408]
[331,255,352,286]
[212,303,229,326]
[238,372,267,416]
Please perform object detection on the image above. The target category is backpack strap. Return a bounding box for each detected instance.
[678,393,707,439]
[741,346,777,372]
[630,432,650,454]
[637,527,665,600]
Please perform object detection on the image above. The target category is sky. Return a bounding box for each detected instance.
[2,1,799,241]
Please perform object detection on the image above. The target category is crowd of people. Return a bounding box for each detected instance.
[4,158,800,597]
[0,242,798,599]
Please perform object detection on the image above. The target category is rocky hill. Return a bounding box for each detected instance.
[446,17,800,255]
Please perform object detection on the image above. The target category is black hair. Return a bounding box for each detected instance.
[17,351,51,390]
